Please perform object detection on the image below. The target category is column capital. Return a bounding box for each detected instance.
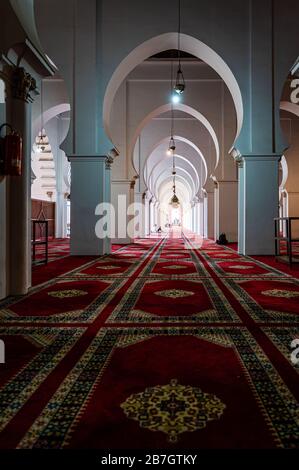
[241,154,282,162]
[68,155,107,163]
[240,153,282,164]
[232,152,282,168]
[11,67,37,103]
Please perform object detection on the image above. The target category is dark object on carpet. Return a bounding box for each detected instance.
[217,233,228,245]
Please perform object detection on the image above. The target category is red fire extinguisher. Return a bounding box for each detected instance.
[0,123,23,176]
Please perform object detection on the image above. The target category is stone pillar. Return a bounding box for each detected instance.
[144,194,150,236]
[204,190,215,240]
[194,201,201,235]
[199,198,204,237]
[55,143,68,239]
[111,179,134,244]
[238,155,280,255]
[153,200,158,231]
[154,201,160,229]
[7,67,36,295]
[150,199,155,233]
[237,160,245,254]
[191,202,194,232]
[134,191,145,238]
[56,191,68,238]
[193,203,197,234]
[68,155,109,255]
[215,181,238,242]
[104,157,112,253]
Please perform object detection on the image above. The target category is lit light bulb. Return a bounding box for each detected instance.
[171,93,180,104]
[167,148,172,156]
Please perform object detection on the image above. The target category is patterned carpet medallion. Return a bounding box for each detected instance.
[0,234,298,449]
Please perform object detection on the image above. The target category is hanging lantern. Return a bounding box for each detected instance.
[170,192,180,209]
[167,136,176,155]
[170,170,180,208]
[174,66,185,94]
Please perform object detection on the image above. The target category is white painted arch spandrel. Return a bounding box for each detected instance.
[103,33,243,149]
[131,103,220,174]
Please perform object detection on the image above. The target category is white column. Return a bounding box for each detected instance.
[134,192,145,238]
[205,191,215,240]
[203,196,208,238]
[55,142,68,239]
[215,181,238,242]
[144,194,150,236]
[237,161,245,253]
[111,179,134,244]
[104,158,112,253]
[150,199,155,233]
[55,191,68,238]
[45,116,69,239]
[238,155,280,255]
[153,201,157,230]
[198,198,204,237]
[7,69,35,295]
[197,201,202,235]
[154,201,160,228]
[214,186,219,239]
[192,204,196,232]
[69,155,109,255]
[194,202,200,235]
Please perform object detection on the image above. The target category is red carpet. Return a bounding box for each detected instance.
[0,233,298,448]
[228,242,299,278]
[32,239,127,286]
[32,255,96,286]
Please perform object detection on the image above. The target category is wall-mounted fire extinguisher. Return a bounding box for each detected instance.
[0,123,23,176]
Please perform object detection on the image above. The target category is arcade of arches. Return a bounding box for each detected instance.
[0,0,299,450]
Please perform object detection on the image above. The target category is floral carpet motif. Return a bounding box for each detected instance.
[121,379,226,443]
[154,289,194,299]
[262,289,299,299]
[47,289,88,298]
